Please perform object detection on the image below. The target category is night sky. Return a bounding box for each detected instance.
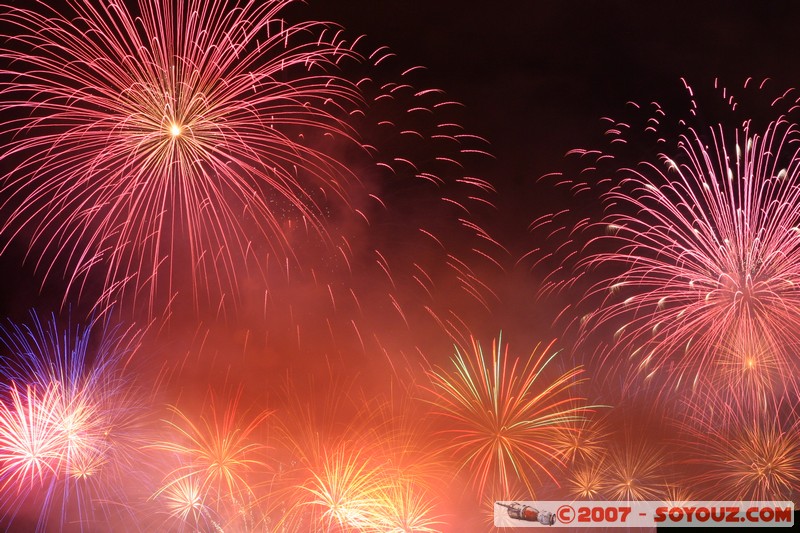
[4,1,800,326]
[306,0,800,350]
[317,1,800,175]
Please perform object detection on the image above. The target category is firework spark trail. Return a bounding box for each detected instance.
[535,79,800,400]
[426,335,593,497]
[0,0,368,316]
[361,65,503,339]
[242,54,502,370]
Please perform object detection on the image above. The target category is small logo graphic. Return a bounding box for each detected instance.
[556,504,575,524]
[495,501,794,528]
[496,502,556,525]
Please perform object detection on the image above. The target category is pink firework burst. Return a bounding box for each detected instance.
[0,0,367,316]
[539,80,800,398]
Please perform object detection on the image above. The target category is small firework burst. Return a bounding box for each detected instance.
[0,382,65,491]
[372,478,443,533]
[605,434,668,501]
[565,459,609,500]
[714,330,782,410]
[552,415,610,466]
[152,471,214,531]
[426,335,593,496]
[680,391,800,501]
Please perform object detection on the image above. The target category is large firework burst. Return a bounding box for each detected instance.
[0,0,367,315]
[539,80,800,399]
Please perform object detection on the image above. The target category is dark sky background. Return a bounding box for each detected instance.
[310,0,800,211]
[305,0,800,356]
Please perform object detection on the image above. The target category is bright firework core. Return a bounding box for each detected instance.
[169,123,182,138]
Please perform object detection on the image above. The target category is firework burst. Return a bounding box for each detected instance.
[371,478,443,533]
[714,328,782,411]
[265,372,447,532]
[538,80,800,400]
[679,389,800,501]
[565,459,608,500]
[299,444,386,531]
[605,434,668,501]
[551,415,609,466]
[426,335,593,497]
[152,471,215,531]
[151,389,272,528]
[0,0,368,315]
[0,311,149,530]
[0,382,65,493]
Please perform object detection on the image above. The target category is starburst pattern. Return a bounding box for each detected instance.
[427,335,592,496]
[0,0,367,314]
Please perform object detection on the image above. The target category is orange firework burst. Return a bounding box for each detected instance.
[276,423,391,532]
[662,482,698,507]
[152,390,272,524]
[372,479,443,533]
[270,373,446,532]
[552,415,609,465]
[680,392,800,501]
[300,444,386,531]
[426,335,593,496]
[365,393,445,533]
[714,330,782,410]
[565,459,609,500]
[152,472,214,531]
[605,434,668,501]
